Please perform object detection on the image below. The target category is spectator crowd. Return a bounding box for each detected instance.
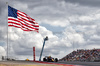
[60,49,100,62]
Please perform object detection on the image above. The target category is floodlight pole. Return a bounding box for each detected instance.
[39,36,48,61]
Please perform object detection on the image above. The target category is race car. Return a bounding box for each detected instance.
[43,56,58,62]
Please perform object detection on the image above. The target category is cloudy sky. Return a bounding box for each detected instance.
[0,0,100,60]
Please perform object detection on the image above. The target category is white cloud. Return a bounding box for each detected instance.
[7,25,86,60]
[6,26,60,60]
[0,46,6,60]
[90,35,100,40]
[85,45,100,49]
[63,26,85,44]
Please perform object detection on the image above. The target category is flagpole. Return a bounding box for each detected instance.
[6,2,9,60]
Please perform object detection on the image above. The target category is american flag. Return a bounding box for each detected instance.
[8,6,39,32]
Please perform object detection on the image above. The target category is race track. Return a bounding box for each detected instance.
[57,61,100,66]
[0,61,58,66]
[0,60,100,66]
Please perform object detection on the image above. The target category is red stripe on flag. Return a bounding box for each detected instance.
[8,22,21,26]
[8,25,21,28]
[8,18,20,22]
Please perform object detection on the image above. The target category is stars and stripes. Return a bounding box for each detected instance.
[8,6,39,32]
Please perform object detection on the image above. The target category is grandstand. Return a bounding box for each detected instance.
[60,49,100,62]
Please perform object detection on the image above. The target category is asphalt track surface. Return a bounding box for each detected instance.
[57,61,100,66]
[0,60,100,66]
[0,61,57,66]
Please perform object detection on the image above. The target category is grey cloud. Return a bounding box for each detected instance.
[0,0,8,26]
[64,0,100,7]
[96,24,100,35]
[15,49,33,55]
[0,0,6,14]
[8,0,99,27]
[70,21,97,25]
